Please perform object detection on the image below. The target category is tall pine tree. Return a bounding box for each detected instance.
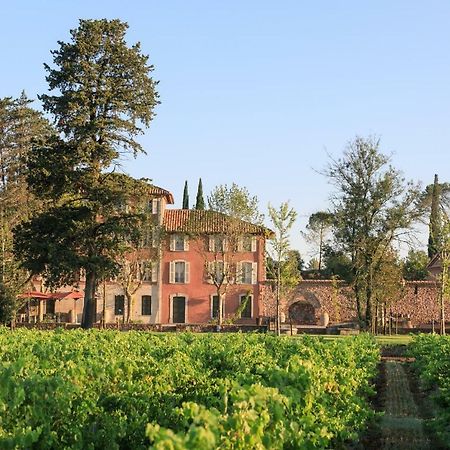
[195,178,205,210]
[0,92,53,324]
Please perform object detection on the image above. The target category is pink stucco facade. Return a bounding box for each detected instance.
[160,235,266,324]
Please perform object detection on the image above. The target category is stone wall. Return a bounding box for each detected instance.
[261,280,442,327]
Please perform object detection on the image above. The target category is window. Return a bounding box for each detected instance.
[141,295,152,315]
[170,234,188,251]
[209,235,226,252]
[207,261,225,284]
[241,262,253,284]
[211,295,224,319]
[175,262,185,283]
[238,236,257,252]
[151,198,159,214]
[169,261,190,283]
[240,294,252,318]
[137,262,151,281]
[115,295,125,315]
[142,228,152,247]
[46,299,56,315]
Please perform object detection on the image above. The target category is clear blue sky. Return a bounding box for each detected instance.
[2,1,449,258]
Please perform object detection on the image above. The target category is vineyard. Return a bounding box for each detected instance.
[409,334,450,446]
[0,330,378,449]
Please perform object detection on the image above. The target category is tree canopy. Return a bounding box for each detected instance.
[208,183,264,224]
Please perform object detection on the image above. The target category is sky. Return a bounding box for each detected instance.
[1,1,450,260]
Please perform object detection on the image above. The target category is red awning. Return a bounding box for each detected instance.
[50,291,84,300]
[18,291,52,299]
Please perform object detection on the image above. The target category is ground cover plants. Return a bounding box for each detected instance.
[0,330,378,449]
[409,334,450,447]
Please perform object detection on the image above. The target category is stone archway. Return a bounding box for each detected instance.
[288,301,317,325]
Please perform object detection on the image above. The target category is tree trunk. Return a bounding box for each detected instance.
[125,290,133,323]
[81,269,97,329]
[276,265,281,336]
[218,290,224,328]
[318,227,323,272]
[365,266,374,331]
[440,282,446,335]
[354,282,363,325]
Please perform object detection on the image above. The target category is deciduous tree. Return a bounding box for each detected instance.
[208,183,264,224]
[268,201,298,335]
[324,136,422,329]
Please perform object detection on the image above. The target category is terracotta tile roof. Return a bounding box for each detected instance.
[163,209,273,236]
[148,185,174,204]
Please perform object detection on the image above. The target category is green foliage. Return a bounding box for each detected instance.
[409,335,450,446]
[40,19,159,157]
[0,330,379,449]
[402,250,429,281]
[195,178,205,210]
[208,183,264,224]
[322,247,353,281]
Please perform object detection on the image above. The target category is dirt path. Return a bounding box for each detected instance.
[377,358,430,449]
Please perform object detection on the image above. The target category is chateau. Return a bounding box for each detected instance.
[25,185,271,325]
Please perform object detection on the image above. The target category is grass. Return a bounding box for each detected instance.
[295,334,414,346]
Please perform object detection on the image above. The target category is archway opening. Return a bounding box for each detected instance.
[288,301,317,325]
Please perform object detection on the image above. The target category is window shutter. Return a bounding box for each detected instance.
[183,235,189,251]
[151,229,157,248]
[151,264,158,283]
[251,237,257,252]
[209,236,214,252]
[252,262,257,284]
[185,262,190,284]
[237,237,243,252]
[170,236,175,251]
[236,262,242,284]
[152,199,159,214]
[169,262,175,283]
[222,238,228,252]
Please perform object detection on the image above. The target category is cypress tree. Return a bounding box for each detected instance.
[428,174,442,258]
[182,180,189,209]
[195,178,205,210]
